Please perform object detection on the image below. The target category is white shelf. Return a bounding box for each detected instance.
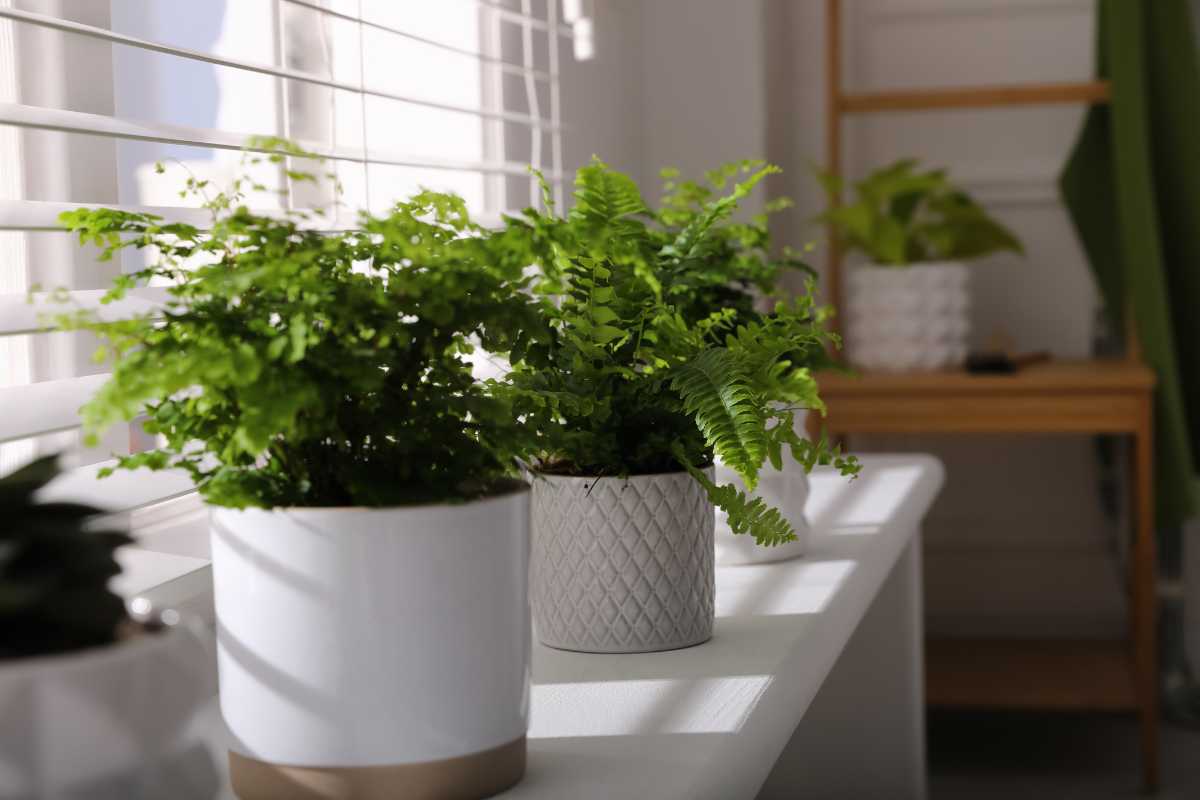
[185,454,943,799]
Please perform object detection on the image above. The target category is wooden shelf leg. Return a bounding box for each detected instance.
[1132,397,1159,791]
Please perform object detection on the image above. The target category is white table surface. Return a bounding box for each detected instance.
[175,454,944,799]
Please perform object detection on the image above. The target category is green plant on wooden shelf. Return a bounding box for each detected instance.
[0,455,132,659]
[494,158,860,547]
[813,158,1024,265]
[58,138,550,509]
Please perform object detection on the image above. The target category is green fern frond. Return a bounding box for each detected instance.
[661,164,779,263]
[570,156,648,231]
[765,415,862,478]
[529,166,557,214]
[670,348,766,489]
[672,443,795,547]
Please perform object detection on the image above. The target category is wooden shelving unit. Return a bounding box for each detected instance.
[926,638,1138,711]
[820,1,1160,790]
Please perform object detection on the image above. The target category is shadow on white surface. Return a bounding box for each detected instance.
[214,621,338,721]
[717,558,856,618]
[533,613,818,685]
[211,517,328,599]
[808,461,927,532]
[505,732,732,799]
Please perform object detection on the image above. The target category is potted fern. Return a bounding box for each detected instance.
[498,160,857,654]
[815,159,1023,372]
[655,161,849,566]
[0,455,215,799]
[59,145,544,798]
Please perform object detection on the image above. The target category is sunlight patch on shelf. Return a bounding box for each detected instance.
[717,559,856,618]
[529,675,772,738]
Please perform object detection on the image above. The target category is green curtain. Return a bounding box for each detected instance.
[1060,0,1200,716]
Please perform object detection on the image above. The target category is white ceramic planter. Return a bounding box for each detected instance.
[714,455,810,566]
[531,469,715,653]
[715,410,812,566]
[846,261,970,372]
[0,625,216,800]
[210,486,530,800]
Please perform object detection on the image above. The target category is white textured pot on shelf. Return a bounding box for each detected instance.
[210,485,531,800]
[714,453,811,566]
[715,409,812,566]
[846,262,970,372]
[0,625,216,800]
[531,469,714,654]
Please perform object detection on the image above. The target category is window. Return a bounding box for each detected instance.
[0,1,574,560]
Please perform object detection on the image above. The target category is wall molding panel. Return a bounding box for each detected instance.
[865,0,1090,25]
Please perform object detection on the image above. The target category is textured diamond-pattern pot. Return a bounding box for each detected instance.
[846,262,970,372]
[531,469,715,654]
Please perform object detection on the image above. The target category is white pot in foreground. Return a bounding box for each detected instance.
[0,625,216,800]
[531,469,714,654]
[846,261,970,372]
[211,485,530,800]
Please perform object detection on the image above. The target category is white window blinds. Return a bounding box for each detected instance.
[0,0,569,517]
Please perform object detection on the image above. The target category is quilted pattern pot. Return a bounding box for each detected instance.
[846,262,970,372]
[531,470,715,653]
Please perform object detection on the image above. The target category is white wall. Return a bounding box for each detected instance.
[557,0,645,180]
[562,0,1125,638]
[558,0,770,209]
[635,0,768,208]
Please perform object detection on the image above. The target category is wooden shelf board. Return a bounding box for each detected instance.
[839,80,1111,113]
[816,359,1155,397]
[927,638,1138,711]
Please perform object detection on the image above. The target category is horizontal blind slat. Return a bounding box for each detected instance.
[281,0,554,82]
[0,198,509,233]
[38,457,195,513]
[472,0,574,35]
[0,199,361,232]
[0,373,108,443]
[0,102,562,179]
[0,7,560,130]
[0,287,169,336]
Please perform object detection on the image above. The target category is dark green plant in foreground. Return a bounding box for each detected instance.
[497,159,859,546]
[0,455,131,659]
[59,140,547,508]
[814,158,1023,265]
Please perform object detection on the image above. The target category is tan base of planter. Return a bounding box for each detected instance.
[229,736,525,800]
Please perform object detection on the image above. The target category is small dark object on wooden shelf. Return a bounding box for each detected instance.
[965,350,1051,374]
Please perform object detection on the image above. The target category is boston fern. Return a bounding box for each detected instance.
[655,160,814,326]
[496,159,857,546]
[59,141,547,508]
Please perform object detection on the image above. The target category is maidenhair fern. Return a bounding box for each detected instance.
[58,142,551,509]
